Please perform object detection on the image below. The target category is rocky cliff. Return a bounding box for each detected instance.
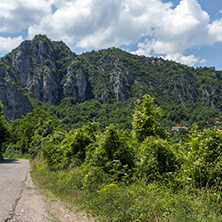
[0,35,222,121]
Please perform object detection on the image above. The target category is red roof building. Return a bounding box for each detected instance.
[172,126,188,131]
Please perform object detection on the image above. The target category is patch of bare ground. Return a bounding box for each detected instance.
[43,195,96,222]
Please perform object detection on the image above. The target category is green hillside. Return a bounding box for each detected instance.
[0,35,222,130]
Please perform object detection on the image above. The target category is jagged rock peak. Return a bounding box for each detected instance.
[0,35,78,120]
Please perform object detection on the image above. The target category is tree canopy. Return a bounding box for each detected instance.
[0,100,9,160]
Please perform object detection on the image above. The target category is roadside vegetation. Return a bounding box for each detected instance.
[0,100,9,160]
[2,94,222,221]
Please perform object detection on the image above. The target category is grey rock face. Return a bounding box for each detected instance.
[0,36,67,119]
[0,66,30,121]
[63,66,87,102]
[42,67,58,105]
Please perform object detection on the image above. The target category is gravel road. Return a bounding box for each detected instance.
[0,159,95,222]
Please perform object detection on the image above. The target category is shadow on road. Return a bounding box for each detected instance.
[0,159,20,164]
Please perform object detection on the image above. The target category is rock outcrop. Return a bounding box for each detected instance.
[0,35,222,121]
[0,65,30,121]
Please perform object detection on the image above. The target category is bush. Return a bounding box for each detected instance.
[135,136,178,182]
[84,124,135,182]
[29,135,44,158]
[132,94,167,142]
[41,130,67,170]
[3,143,21,158]
[60,123,98,168]
[42,122,99,170]
[82,166,109,191]
[182,126,222,188]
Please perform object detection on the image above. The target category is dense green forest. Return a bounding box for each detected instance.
[30,95,222,132]
[2,94,222,221]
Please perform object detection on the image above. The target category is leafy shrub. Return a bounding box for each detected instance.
[42,122,98,170]
[3,143,21,158]
[8,108,59,156]
[41,130,67,170]
[82,166,108,191]
[182,126,222,188]
[132,94,167,142]
[28,135,44,158]
[60,122,99,167]
[135,136,178,182]
[84,124,135,182]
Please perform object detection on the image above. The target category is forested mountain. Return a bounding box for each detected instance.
[0,34,222,128]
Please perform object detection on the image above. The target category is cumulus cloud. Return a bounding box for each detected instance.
[0,36,23,55]
[133,0,210,65]
[0,0,51,33]
[164,53,199,66]
[208,18,222,42]
[28,0,172,49]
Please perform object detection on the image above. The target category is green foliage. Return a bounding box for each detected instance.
[135,137,178,182]
[41,130,67,170]
[32,158,222,222]
[3,143,21,159]
[82,166,109,191]
[61,122,99,167]
[83,124,134,183]
[5,87,222,221]
[132,94,167,142]
[46,97,133,131]
[4,108,59,157]
[0,100,9,160]
[29,135,45,158]
[182,126,222,188]
[42,122,98,170]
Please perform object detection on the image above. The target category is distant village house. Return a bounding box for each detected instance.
[168,126,188,132]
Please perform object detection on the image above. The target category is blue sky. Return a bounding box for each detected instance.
[0,0,222,70]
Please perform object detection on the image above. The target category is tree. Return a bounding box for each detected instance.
[84,124,134,181]
[7,108,58,156]
[183,126,222,188]
[0,100,9,160]
[135,136,178,181]
[132,94,167,142]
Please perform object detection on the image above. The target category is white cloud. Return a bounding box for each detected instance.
[0,0,51,33]
[28,0,172,50]
[208,18,222,42]
[200,59,207,64]
[133,0,210,66]
[164,53,199,66]
[0,36,24,55]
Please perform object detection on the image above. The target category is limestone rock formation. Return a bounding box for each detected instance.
[0,35,222,121]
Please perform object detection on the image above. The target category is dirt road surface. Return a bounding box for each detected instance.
[0,159,95,222]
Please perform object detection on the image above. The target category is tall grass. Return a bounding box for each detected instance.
[30,158,222,222]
